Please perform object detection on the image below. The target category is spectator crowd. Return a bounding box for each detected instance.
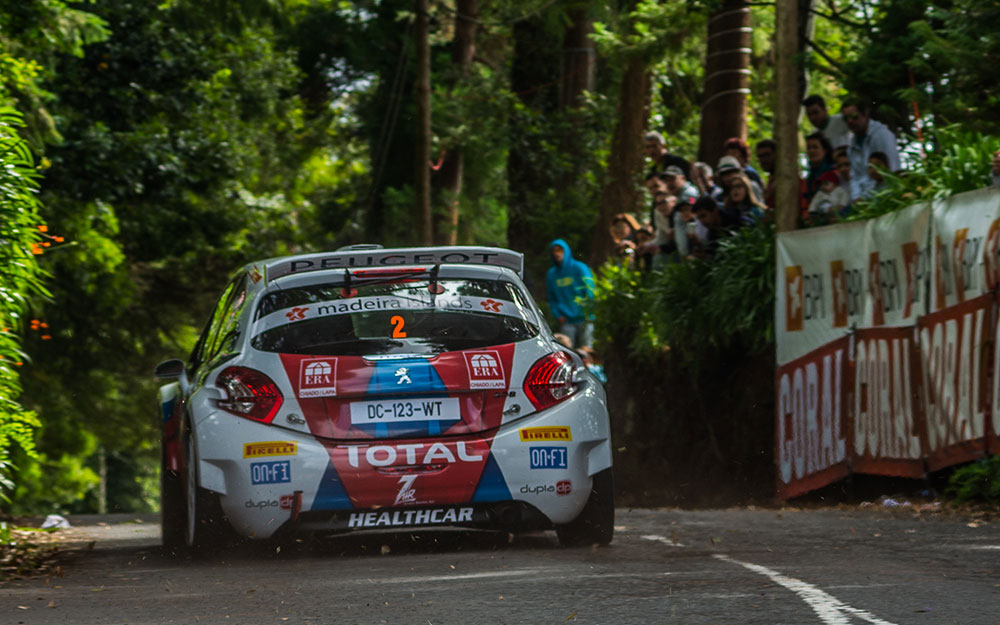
[543,95,1000,362]
[609,94,907,267]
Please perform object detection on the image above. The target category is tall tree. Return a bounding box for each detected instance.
[432,0,478,245]
[775,0,799,232]
[698,0,751,166]
[415,0,432,245]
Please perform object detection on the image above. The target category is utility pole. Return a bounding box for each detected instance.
[415,0,432,245]
[775,0,799,232]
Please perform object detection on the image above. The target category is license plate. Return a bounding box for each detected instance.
[349,397,460,424]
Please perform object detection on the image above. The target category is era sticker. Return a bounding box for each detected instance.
[529,446,568,469]
[250,460,291,485]
[299,357,338,397]
[463,350,505,389]
[243,441,297,458]
[519,426,572,442]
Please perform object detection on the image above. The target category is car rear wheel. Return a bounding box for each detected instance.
[556,468,614,547]
[183,429,231,554]
[160,450,185,551]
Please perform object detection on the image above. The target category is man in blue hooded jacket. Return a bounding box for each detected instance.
[545,239,595,348]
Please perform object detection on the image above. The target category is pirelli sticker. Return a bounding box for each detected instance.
[519,426,572,442]
[243,441,297,458]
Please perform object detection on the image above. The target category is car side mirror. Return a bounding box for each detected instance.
[154,358,189,393]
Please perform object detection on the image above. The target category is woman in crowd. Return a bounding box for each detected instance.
[802,132,835,211]
[722,171,768,224]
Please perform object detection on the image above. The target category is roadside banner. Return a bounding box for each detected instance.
[776,220,868,366]
[850,326,925,477]
[775,336,850,499]
[917,294,991,471]
[775,189,1000,499]
[930,189,1000,311]
[990,289,1000,455]
[864,202,931,328]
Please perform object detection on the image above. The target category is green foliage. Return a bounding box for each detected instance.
[946,456,1000,504]
[593,223,775,368]
[849,127,999,220]
[836,0,1000,137]
[0,108,48,501]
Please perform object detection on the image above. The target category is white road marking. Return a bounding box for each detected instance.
[713,554,900,625]
[641,534,686,547]
[967,545,1000,550]
[380,569,674,584]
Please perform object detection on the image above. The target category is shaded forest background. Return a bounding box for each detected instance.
[2,0,999,512]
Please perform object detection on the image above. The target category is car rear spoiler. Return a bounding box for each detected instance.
[265,246,525,281]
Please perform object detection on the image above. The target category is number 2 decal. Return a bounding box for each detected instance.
[390,315,407,338]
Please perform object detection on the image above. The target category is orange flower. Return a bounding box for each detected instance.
[54,236,65,243]
[31,245,43,255]
[42,242,51,248]
[41,335,51,340]
[38,225,48,233]
[40,322,48,329]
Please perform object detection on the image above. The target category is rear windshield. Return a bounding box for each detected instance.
[251,278,540,356]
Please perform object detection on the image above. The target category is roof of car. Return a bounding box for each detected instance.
[247,245,524,284]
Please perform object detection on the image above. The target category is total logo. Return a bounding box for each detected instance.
[342,441,484,468]
[519,480,571,496]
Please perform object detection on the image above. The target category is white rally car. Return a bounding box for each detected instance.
[155,245,613,552]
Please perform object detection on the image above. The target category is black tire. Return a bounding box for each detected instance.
[183,428,232,554]
[160,458,186,552]
[557,468,615,547]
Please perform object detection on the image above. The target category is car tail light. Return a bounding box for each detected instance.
[215,366,283,423]
[523,351,578,411]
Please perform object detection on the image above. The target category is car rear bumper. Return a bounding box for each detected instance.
[194,383,611,539]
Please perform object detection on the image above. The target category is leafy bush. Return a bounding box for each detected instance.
[946,456,1000,504]
[850,126,998,220]
[593,221,775,365]
[0,108,48,501]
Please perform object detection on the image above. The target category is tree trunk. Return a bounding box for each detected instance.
[698,0,751,166]
[797,0,816,103]
[775,0,799,232]
[589,53,648,266]
[433,0,477,245]
[507,16,560,260]
[415,0,432,245]
[560,6,594,109]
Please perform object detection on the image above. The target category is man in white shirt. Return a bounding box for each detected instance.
[803,94,851,149]
[842,99,901,200]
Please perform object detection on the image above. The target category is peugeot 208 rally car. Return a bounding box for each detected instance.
[155,245,613,552]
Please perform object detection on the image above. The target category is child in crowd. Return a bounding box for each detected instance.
[808,170,849,217]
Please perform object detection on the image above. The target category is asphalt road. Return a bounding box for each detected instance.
[2,506,998,624]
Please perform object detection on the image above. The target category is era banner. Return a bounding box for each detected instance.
[850,326,925,477]
[776,220,868,366]
[917,294,991,471]
[775,337,850,499]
